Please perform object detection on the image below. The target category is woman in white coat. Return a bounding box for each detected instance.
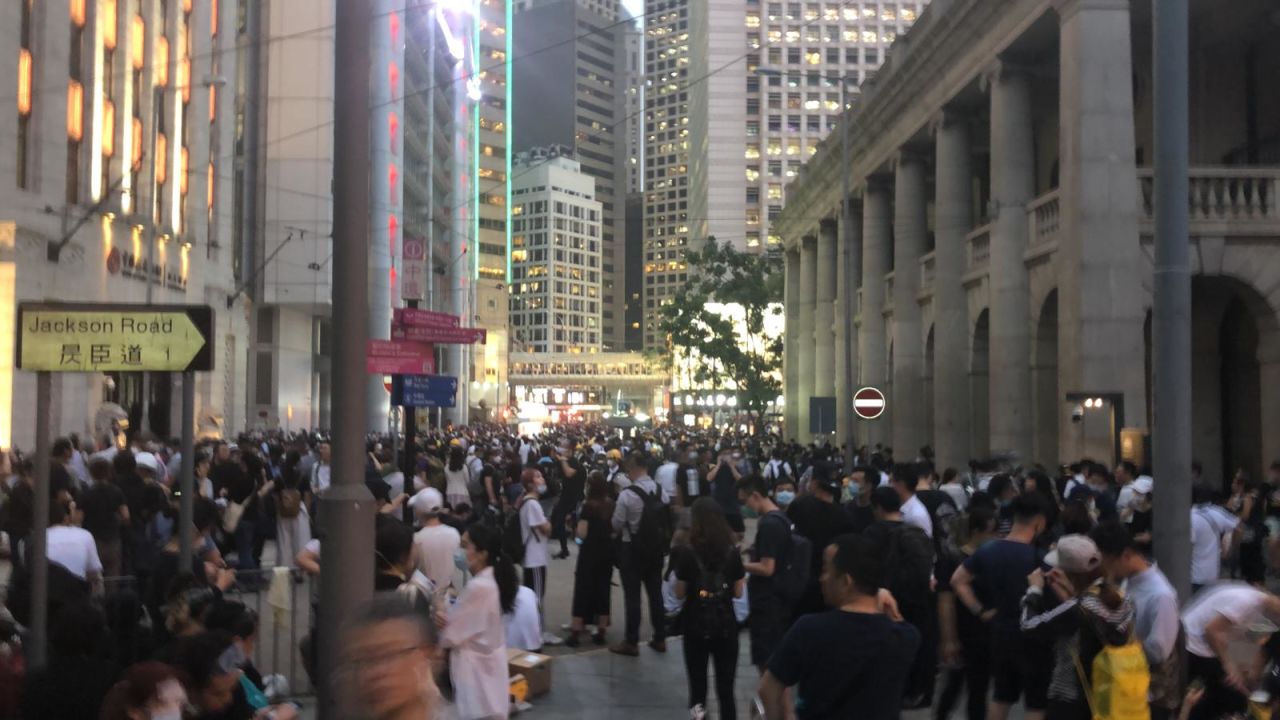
[439,522,515,719]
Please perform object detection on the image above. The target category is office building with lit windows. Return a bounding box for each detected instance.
[509,146,604,354]
[513,0,628,351]
[0,0,249,448]
[642,0,924,349]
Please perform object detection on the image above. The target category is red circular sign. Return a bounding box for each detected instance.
[853,387,886,420]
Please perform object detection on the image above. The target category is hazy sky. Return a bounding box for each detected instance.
[622,0,642,21]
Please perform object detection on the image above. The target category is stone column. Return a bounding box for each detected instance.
[814,220,838,400]
[1054,0,1147,464]
[932,112,972,471]
[836,201,862,449]
[859,180,892,448]
[892,153,928,459]
[783,246,802,439]
[986,61,1035,461]
[797,235,818,439]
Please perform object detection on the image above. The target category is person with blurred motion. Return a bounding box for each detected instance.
[675,498,745,720]
[567,471,614,647]
[342,596,444,720]
[439,522,516,719]
[738,474,791,674]
[1182,583,1280,720]
[98,662,189,720]
[935,503,998,720]
[760,533,920,719]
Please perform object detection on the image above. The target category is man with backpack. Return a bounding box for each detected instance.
[864,485,937,709]
[610,451,673,656]
[739,474,806,674]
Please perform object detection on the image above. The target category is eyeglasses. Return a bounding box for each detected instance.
[341,645,423,672]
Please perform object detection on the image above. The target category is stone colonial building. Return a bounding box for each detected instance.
[775,0,1280,480]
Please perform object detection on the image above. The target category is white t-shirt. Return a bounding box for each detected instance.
[504,585,543,651]
[901,494,934,538]
[654,462,678,499]
[1191,504,1239,585]
[312,464,331,496]
[47,525,103,580]
[414,523,462,591]
[1183,583,1270,658]
[519,498,549,569]
[941,483,969,512]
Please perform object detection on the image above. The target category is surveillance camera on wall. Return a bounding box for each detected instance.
[1071,404,1084,423]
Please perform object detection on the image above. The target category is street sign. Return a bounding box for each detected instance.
[393,307,460,329]
[392,374,458,408]
[853,386,886,420]
[809,396,836,434]
[366,339,436,375]
[391,323,487,345]
[400,237,426,302]
[17,303,214,372]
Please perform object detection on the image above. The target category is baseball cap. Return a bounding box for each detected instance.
[410,488,444,516]
[134,452,160,474]
[1044,534,1101,574]
[816,475,842,496]
[1132,475,1154,495]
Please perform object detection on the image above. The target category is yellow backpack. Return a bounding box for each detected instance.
[1075,638,1151,720]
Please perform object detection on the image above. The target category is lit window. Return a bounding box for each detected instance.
[17,49,32,116]
[101,100,115,156]
[767,184,782,200]
[180,147,189,195]
[131,16,145,70]
[70,0,85,27]
[745,13,759,27]
[744,144,760,159]
[156,36,169,86]
[102,0,117,49]
[902,8,917,22]
[805,51,821,66]
[155,132,167,184]
[66,80,84,141]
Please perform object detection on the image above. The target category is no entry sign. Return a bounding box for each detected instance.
[853,386,886,420]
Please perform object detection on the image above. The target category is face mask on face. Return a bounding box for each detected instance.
[150,712,182,720]
[537,484,548,496]
[775,490,796,506]
[454,548,468,572]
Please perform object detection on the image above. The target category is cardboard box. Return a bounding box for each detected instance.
[507,648,552,698]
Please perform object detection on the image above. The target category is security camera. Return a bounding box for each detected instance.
[1071,404,1084,423]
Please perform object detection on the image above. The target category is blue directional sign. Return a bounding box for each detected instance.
[392,374,458,408]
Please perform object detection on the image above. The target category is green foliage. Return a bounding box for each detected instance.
[658,238,784,433]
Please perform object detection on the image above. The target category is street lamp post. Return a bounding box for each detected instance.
[757,68,857,467]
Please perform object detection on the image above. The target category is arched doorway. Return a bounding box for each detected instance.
[971,310,990,460]
[924,325,935,456]
[1174,276,1279,490]
[1033,291,1059,467]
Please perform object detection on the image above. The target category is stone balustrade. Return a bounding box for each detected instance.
[1138,167,1280,230]
[1027,189,1061,248]
[966,224,991,272]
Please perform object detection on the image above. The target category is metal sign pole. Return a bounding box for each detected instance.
[179,371,196,562]
[29,371,51,669]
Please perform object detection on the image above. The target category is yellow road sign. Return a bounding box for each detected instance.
[17,303,214,372]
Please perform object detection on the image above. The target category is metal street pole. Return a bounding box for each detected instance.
[840,79,858,472]
[28,372,51,669]
[141,86,162,433]
[178,372,195,562]
[1151,0,1191,601]
[318,0,376,713]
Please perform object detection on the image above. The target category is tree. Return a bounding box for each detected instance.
[659,238,784,435]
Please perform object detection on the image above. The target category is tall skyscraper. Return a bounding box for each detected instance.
[513,0,626,350]
[509,146,604,354]
[642,0,925,349]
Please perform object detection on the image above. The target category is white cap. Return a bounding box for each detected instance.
[1132,475,1154,495]
[135,451,160,474]
[410,488,444,516]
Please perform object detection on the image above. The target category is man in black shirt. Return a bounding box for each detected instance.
[79,457,128,577]
[761,533,920,719]
[787,471,849,617]
[842,466,878,534]
[738,474,790,673]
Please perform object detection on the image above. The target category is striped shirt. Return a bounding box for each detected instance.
[1020,584,1136,702]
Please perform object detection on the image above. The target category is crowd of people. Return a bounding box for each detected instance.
[2,421,1280,719]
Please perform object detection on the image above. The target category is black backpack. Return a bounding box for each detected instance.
[884,522,934,602]
[686,547,739,640]
[763,511,812,606]
[503,498,533,564]
[625,485,673,568]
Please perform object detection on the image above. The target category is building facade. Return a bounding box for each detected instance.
[0,0,249,447]
[513,0,626,351]
[510,146,604,354]
[776,0,1280,479]
[642,0,924,350]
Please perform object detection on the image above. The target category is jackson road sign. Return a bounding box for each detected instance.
[853,386,886,420]
[17,303,214,372]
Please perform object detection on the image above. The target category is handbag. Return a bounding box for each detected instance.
[222,498,247,534]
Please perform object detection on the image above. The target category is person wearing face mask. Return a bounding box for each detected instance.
[842,466,879,534]
[949,494,1053,720]
[605,448,628,492]
[517,469,553,601]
